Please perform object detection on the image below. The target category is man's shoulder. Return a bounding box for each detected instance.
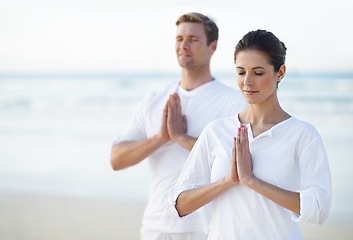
[209,80,244,102]
[212,80,239,93]
[142,81,179,102]
[204,115,238,133]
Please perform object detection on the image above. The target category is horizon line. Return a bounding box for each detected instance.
[1,71,353,79]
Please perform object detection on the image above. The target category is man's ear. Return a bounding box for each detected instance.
[209,40,217,55]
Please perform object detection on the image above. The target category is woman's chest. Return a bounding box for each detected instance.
[210,137,300,190]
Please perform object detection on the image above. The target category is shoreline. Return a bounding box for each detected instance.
[0,193,352,240]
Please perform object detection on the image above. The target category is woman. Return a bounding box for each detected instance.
[170,30,332,239]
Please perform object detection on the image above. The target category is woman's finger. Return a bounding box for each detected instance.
[243,125,249,151]
[236,127,241,155]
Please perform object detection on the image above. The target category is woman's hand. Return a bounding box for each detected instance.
[234,124,300,214]
[236,124,255,186]
[225,137,240,186]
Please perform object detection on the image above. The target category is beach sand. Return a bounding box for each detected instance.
[0,194,352,240]
[0,194,144,240]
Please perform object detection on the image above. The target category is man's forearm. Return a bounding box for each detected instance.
[173,134,197,151]
[110,135,168,170]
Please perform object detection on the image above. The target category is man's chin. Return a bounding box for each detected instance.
[178,61,194,69]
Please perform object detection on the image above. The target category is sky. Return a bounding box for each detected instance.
[0,0,352,76]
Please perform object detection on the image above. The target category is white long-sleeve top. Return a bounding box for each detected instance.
[170,115,332,240]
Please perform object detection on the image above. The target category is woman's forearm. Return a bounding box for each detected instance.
[176,177,234,217]
[244,177,300,214]
[236,124,300,214]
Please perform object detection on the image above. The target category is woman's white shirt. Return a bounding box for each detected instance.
[170,114,332,240]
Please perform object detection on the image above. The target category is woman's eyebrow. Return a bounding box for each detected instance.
[236,66,265,70]
[252,66,265,70]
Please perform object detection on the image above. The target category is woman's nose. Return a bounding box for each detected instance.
[244,74,253,86]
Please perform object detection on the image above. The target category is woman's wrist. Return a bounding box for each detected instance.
[241,175,258,189]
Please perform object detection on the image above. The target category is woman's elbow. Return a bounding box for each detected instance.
[175,193,190,217]
[175,204,186,217]
[318,202,331,225]
[299,190,331,225]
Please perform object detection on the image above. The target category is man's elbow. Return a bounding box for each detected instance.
[111,159,120,171]
[110,157,120,171]
[110,142,139,170]
[110,149,124,170]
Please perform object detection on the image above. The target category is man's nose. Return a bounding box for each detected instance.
[180,39,189,49]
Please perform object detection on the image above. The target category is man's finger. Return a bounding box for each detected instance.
[174,93,182,116]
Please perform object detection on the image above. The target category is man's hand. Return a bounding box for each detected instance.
[157,100,171,144]
[167,92,187,142]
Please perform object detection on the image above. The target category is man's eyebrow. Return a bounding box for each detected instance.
[176,35,200,38]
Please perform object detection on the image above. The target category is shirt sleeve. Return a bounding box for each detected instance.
[291,134,332,225]
[112,93,151,146]
[169,125,214,219]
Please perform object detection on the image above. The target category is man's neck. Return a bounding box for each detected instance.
[179,68,214,91]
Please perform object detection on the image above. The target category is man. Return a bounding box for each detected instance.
[111,12,247,239]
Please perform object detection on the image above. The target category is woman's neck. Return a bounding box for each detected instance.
[239,98,290,137]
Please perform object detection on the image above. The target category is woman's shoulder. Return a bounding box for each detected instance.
[288,117,322,139]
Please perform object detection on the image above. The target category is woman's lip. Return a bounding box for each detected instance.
[243,90,258,95]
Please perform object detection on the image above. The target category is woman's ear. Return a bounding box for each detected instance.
[277,65,286,82]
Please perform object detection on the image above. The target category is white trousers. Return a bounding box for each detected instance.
[140,225,208,240]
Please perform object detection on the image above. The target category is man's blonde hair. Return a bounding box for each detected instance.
[176,12,218,45]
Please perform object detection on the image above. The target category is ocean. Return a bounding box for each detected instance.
[0,73,352,226]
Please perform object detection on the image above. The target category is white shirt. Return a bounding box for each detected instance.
[170,115,332,239]
[114,80,247,233]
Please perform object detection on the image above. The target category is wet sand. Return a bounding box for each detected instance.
[0,194,352,240]
[0,194,144,240]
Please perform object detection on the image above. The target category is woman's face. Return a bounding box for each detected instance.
[235,49,285,105]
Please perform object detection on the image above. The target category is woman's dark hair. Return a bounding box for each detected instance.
[234,30,286,72]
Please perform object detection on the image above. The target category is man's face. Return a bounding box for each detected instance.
[175,22,216,70]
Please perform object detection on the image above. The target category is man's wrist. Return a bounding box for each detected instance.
[171,133,187,144]
[172,134,197,151]
[154,133,170,146]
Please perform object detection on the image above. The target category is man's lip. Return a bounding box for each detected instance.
[178,52,191,57]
